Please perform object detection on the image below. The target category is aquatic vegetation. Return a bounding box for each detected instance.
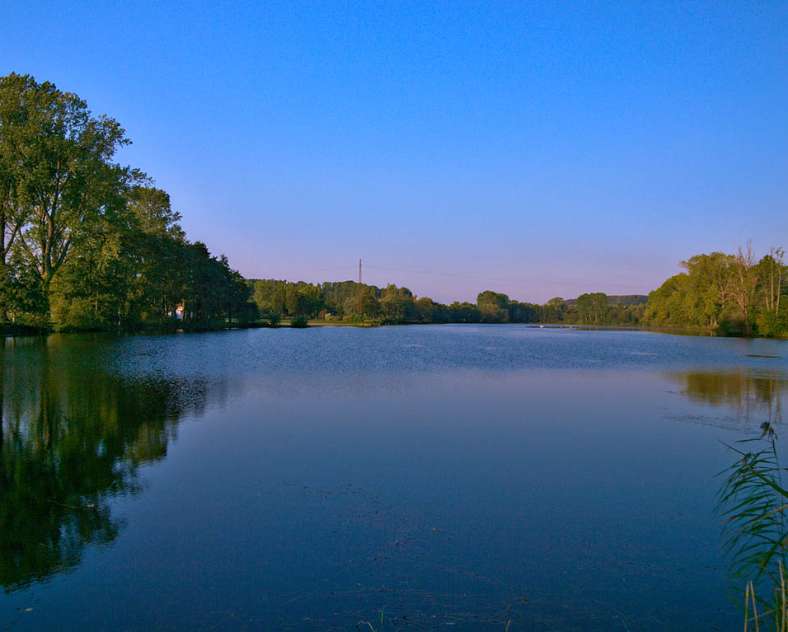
[719,421,788,630]
[357,609,385,631]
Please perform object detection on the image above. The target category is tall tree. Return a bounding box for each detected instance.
[0,73,134,304]
[757,247,784,315]
[477,291,510,322]
[728,244,757,335]
[0,76,31,317]
[575,293,608,325]
[680,252,733,329]
[753,247,786,336]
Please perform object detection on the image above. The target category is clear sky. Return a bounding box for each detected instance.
[3,1,787,303]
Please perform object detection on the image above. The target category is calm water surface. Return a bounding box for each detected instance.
[1,326,787,630]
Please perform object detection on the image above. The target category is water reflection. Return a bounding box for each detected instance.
[672,369,788,626]
[667,370,785,429]
[2,329,787,629]
[0,337,216,592]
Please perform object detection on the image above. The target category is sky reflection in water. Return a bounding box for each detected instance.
[1,327,786,630]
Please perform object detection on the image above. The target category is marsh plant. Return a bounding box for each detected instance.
[720,421,788,630]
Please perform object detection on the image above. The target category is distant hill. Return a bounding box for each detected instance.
[564,294,647,307]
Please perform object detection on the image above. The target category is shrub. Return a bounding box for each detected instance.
[290,315,309,328]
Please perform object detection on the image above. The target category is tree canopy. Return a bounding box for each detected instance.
[0,73,256,331]
[644,246,786,336]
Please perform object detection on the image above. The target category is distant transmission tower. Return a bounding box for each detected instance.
[358,258,362,284]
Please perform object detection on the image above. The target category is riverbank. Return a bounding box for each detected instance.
[301,319,788,339]
[3,319,786,339]
[1,320,273,336]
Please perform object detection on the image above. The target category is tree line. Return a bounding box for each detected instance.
[250,278,548,324]
[0,73,257,332]
[1,73,785,337]
[250,248,786,337]
[249,278,649,327]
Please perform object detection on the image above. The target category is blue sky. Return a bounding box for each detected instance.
[3,1,787,302]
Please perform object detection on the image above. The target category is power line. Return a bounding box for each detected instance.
[253,260,648,295]
[361,263,648,294]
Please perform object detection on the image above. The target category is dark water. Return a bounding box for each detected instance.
[1,326,786,630]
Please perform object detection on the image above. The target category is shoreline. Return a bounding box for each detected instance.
[3,320,786,340]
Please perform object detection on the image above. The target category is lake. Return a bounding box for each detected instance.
[1,326,787,630]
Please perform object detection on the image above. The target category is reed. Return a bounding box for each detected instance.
[719,422,788,631]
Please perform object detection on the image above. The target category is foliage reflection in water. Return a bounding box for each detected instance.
[666,370,785,431]
[0,336,216,592]
[669,368,788,628]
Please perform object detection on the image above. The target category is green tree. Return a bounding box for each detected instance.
[380,284,415,323]
[644,247,787,337]
[251,279,287,316]
[0,73,135,310]
[447,301,481,323]
[477,291,510,322]
[125,187,189,324]
[541,297,565,322]
[575,292,608,325]
[680,252,733,329]
[345,285,380,320]
[753,248,785,336]
[727,245,758,335]
[509,300,538,323]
